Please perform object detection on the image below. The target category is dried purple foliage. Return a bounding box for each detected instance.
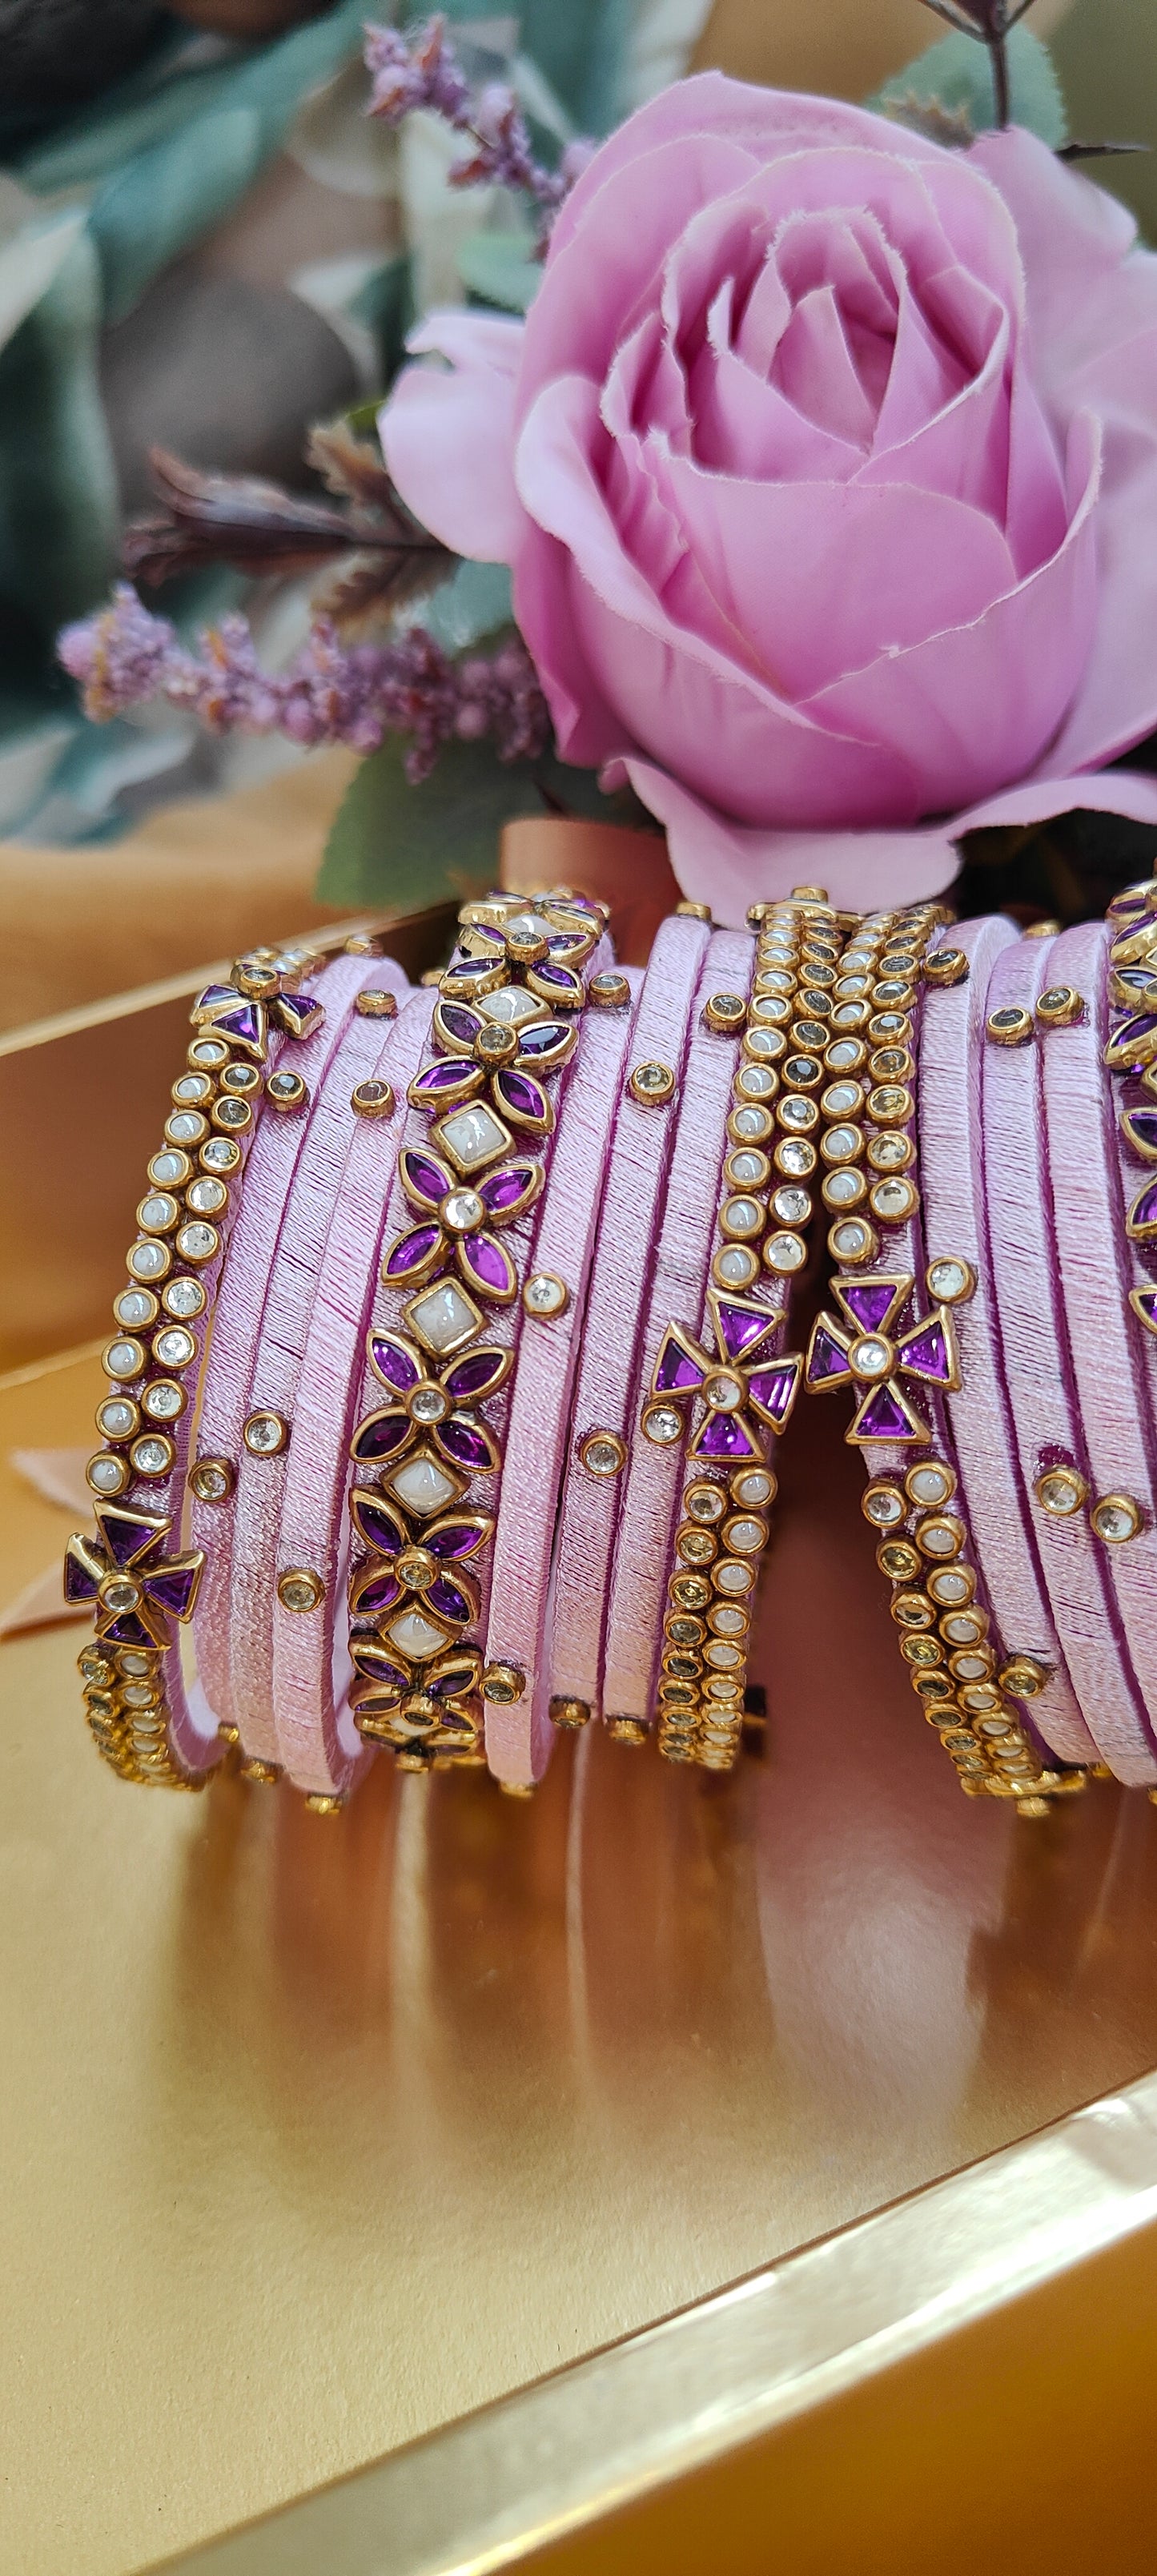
[364,14,592,230]
[58,586,551,779]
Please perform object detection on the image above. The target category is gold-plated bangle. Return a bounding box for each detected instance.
[64,935,345,1786]
[805,910,1087,1810]
[647,890,847,1770]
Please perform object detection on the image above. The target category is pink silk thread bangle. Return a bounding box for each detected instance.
[191,956,402,1752]
[982,930,1148,1776]
[1040,918,1157,1775]
[482,966,642,1786]
[921,914,1094,1766]
[601,927,753,1729]
[549,914,713,1717]
[272,991,433,1797]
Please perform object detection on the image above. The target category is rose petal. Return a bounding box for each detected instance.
[613,754,962,914]
[380,310,528,563]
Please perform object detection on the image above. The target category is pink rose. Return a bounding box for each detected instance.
[381,76,1157,910]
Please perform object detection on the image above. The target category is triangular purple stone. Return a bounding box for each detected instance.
[697,1410,761,1461]
[274,990,323,1039]
[96,1505,166,1568]
[99,1610,156,1648]
[898,1319,953,1385]
[747,1360,799,1426]
[855,1384,917,1441]
[143,1561,199,1618]
[195,984,237,1013]
[63,1548,100,1605]
[714,1296,774,1361]
[840,1280,898,1334]
[1131,1179,1157,1234]
[210,999,263,1049]
[1124,1108,1157,1159]
[805,1324,852,1388]
[1133,1285,1157,1336]
[654,1331,705,1396]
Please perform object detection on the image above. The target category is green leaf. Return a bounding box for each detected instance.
[316,732,644,913]
[870,23,1067,148]
[457,232,543,315]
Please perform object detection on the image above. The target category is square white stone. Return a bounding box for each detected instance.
[386,1449,462,1517]
[404,1280,482,1356]
[477,985,544,1027]
[388,1606,452,1662]
[433,1101,512,1173]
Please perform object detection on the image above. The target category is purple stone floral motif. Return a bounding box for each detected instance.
[530,959,584,1005]
[649,1286,798,1463]
[400,1147,455,1208]
[804,1274,960,1446]
[273,989,324,1041]
[191,984,267,1055]
[348,1486,408,1557]
[425,1515,491,1560]
[427,1650,483,1699]
[349,1638,409,1700]
[479,1159,537,1214]
[438,1002,483,1049]
[355,1334,506,1481]
[515,1019,572,1064]
[62,1501,203,1651]
[458,1235,516,1300]
[351,1563,404,1617]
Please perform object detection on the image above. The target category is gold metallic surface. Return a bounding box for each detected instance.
[7,1352,1157,2572]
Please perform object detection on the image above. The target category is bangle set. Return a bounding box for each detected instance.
[63,875,1157,1816]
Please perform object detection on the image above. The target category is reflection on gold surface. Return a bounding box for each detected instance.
[5,1353,1157,2576]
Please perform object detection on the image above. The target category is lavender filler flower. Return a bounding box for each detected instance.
[364,15,595,225]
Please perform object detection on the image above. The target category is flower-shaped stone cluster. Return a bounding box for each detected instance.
[805,1275,961,1444]
[191,947,325,1062]
[64,1501,203,1649]
[647,1290,801,1463]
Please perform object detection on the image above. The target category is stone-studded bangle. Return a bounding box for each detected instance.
[805,908,1080,1809]
[481,966,642,1786]
[549,912,713,1726]
[66,939,333,1785]
[1103,881,1157,1523]
[1039,917,1157,1762]
[271,991,434,1802]
[984,929,1151,1782]
[601,926,754,1734]
[344,891,611,1774]
[189,953,404,1770]
[223,956,415,1782]
[649,892,845,1771]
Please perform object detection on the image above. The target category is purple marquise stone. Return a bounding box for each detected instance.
[516,1020,568,1057]
[143,1563,199,1618]
[1111,1011,1157,1058]
[533,962,581,996]
[460,1233,515,1296]
[1134,1285,1157,1332]
[401,1150,452,1207]
[449,955,500,982]
[654,1331,705,1395]
[714,1296,774,1361]
[438,1417,495,1470]
[1115,967,1157,1002]
[428,1658,476,1698]
[1125,1108,1157,1159]
[444,1348,504,1401]
[351,1642,408,1693]
[439,1003,481,1047]
[480,1159,535,1214]
[1131,1179,1157,1234]
[698,1411,760,1461]
[806,1324,852,1388]
[97,1505,165,1566]
[351,1493,405,1556]
[385,1224,443,1280]
[898,1319,953,1384]
[63,1552,99,1605]
[370,1332,421,1392]
[351,1409,411,1462]
[839,1280,898,1334]
[353,1565,403,1616]
[548,930,587,958]
[747,1360,798,1426]
[492,1068,549,1124]
[412,1058,477,1097]
[428,1573,472,1625]
[856,1384,917,1441]
[426,1519,482,1561]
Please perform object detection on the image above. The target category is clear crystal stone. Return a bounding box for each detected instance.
[200,1137,239,1171]
[865,1487,904,1525]
[407,1280,481,1354]
[1038,1471,1082,1516]
[745,1029,782,1061]
[686,1486,725,1522]
[852,1336,890,1376]
[410,1385,448,1423]
[187,1176,227,1216]
[927,1260,968,1301]
[953,1653,990,1682]
[115,1290,155,1328]
[267,1071,302,1099]
[764,1232,805,1272]
[143,1380,183,1421]
[773,1185,809,1224]
[644,1407,682,1445]
[583,1436,625,1475]
[388,1453,460,1517]
[194,1465,228,1501]
[442,1188,485,1232]
[387,1607,450,1661]
[714,1558,753,1594]
[128,1240,169,1281]
[834,976,870,999]
[132,1438,170,1476]
[215,1099,250,1128]
[777,1139,814,1177]
[280,1575,321,1613]
[1093,1500,1140,1542]
[524,1273,565,1315]
[164,1277,204,1318]
[177,1223,219,1263]
[245,1413,285,1453]
[942,1613,982,1646]
[824,1168,863,1207]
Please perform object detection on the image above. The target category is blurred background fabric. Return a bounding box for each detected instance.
[1,0,1155,1025]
